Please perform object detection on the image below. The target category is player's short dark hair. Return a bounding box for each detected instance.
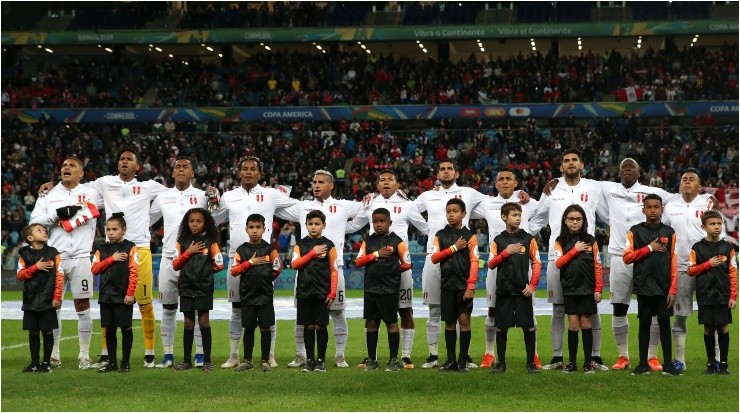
[237,156,263,173]
[643,193,663,206]
[372,208,391,220]
[446,198,466,212]
[437,160,457,173]
[64,156,84,168]
[175,155,194,165]
[107,212,127,228]
[701,210,723,225]
[117,146,140,163]
[246,213,265,227]
[683,167,702,183]
[306,209,326,223]
[501,202,522,217]
[376,169,397,182]
[21,223,44,243]
[496,168,519,181]
[561,148,582,161]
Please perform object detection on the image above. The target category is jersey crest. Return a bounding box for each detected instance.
[132,186,141,195]
[580,192,589,202]
[189,195,198,205]
[393,205,402,214]
[329,205,337,213]
[78,194,87,203]
[636,193,645,203]
[256,194,264,202]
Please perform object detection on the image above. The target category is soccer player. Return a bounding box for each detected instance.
[16,224,64,373]
[623,194,680,376]
[149,156,222,369]
[212,156,298,369]
[346,169,428,369]
[30,156,102,369]
[430,198,479,372]
[276,170,364,368]
[662,169,724,372]
[470,169,540,369]
[290,210,339,373]
[687,210,737,375]
[529,148,608,370]
[413,160,488,369]
[487,203,542,374]
[595,158,711,371]
[354,208,413,371]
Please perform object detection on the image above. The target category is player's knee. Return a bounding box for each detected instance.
[29,331,40,336]
[612,303,629,318]
[42,330,53,336]
[488,307,495,318]
[231,302,242,309]
[73,298,90,312]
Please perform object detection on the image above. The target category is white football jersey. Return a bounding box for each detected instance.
[470,190,539,245]
[91,175,167,247]
[529,178,605,259]
[276,196,364,266]
[150,185,209,258]
[347,192,429,244]
[30,182,103,259]
[414,184,488,253]
[663,194,723,272]
[213,184,298,256]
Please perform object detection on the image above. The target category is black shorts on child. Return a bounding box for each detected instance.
[698,305,732,325]
[297,298,330,327]
[563,294,597,316]
[636,295,673,319]
[242,303,276,329]
[23,309,58,331]
[100,303,134,329]
[363,292,398,325]
[495,295,534,328]
[180,296,213,312]
[440,289,473,323]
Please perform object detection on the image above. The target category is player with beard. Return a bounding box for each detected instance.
[276,170,364,369]
[529,148,609,371]
[346,169,429,369]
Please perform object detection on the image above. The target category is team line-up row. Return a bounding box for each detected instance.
[18,148,737,375]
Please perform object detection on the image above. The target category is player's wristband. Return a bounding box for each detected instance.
[373,251,380,259]
[450,245,458,253]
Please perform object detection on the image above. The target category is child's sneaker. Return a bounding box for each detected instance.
[90,355,109,369]
[562,362,577,373]
[647,357,662,371]
[533,354,542,369]
[193,354,204,367]
[50,356,61,368]
[438,360,458,372]
[591,356,609,371]
[464,355,478,369]
[357,357,369,369]
[480,353,495,368]
[143,355,156,368]
[259,361,271,372]
[98,362,118,373]
[22,363,40,373]
[631,363,651,375]
[268,358,278,368]
[661,363,682,376]
[490,362,507,374]
[118,362,131,373]
[583,362,595,374]
[155,354,175,368]
[201,362,214,372]
[302,359,315,372]
[385,357,402,372]
[334,354,349,368]
[422,354,439,368]
[526,363,541,374]
[717,361,729,375]
[672,359,686,373]
[313,359,326,372]
[542,357,564,370]
[288,354,307,368]
[363,359,379,371]
[611,356,630,370]
[401,357,415,369]
[173,361,193,371]
[235,361,254,372]
[704,362,716,375]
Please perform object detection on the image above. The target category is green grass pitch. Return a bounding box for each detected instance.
[1,291,738,412]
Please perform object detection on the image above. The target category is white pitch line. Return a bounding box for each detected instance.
[1,325,145,351]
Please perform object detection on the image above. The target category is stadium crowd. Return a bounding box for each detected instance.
[3,42,737,110]
[2,114,738,257]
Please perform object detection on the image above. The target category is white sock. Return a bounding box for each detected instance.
[591,312,602,357]
[52,309,62,357]
[229,308,242,357]
[194,322,203,355]
[161,308,177,355]
[551,305,565,358]
[673,316,688,364]
[714,330,720,363]
[295,323,306,357]
[77,309,92,360]
[330,310,348,356]
[484,315,496,355]
[647,316,660,359]
[612,315,629,358]
[401,328,414,359]
[269,324,277,359]
[533,316,539,355]
[427,305,441,356]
